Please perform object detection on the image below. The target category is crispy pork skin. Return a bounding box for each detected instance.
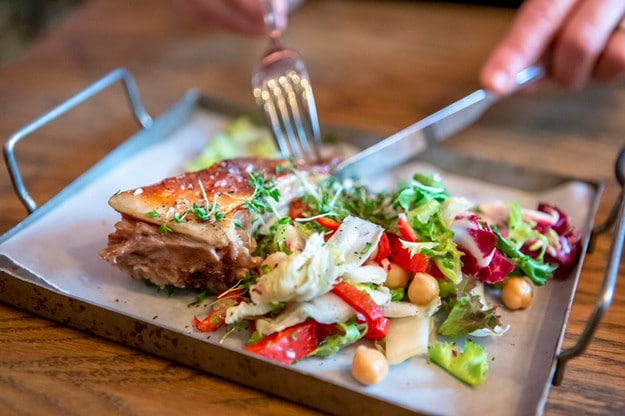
[99,157,329,293]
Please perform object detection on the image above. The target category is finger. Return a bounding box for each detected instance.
[231,0,266,33]
[178,0,264,35]
[593,24,625,84]
[551,0,625,90]
[271,0,289,31]
[214,0,265,35]
[480,0,577,94]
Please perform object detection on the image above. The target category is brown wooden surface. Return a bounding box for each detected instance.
[0,1,623,415]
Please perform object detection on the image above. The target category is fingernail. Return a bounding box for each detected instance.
[490,70,511,94]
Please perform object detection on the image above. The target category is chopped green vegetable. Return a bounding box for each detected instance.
[312,321,366,357]
[389,287,406,302]
[438,293,500,338]
[158,223,171,234]
[428,340,488,386]
[493,227,556,286]
[507,201,549,260]
[394,174,464,283]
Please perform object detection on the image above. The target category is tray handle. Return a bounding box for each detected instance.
[553,145,625,385]
[3,68,153,214]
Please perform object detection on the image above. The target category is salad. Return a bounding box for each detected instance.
[191,155,582,387]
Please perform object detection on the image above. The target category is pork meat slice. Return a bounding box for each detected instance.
[99,157,330,293]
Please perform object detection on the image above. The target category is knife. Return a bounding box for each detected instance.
[332,66,545,180]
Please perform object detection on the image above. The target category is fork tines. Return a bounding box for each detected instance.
[254,69,321,164]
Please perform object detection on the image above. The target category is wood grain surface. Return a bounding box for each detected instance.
[0,1,623,415]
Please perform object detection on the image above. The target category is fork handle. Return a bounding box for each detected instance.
[260,0,286,40]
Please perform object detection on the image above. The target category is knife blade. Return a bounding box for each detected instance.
[332,66,544,180]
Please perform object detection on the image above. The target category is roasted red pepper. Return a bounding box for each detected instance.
[387,233,429,274]
[397,213,418,242]
[244,320,321,365]
[331,281,389,341]
[194,289,244,332]
[193,312,225,332]
[354,312,391,341]
[374,232,391,263]
[315,216,341,231]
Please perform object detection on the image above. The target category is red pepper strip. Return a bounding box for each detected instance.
[244,320,320,365]
[315,216,341,231]
[374,231,390,263]
[387,233,429,274]
[317,322,342,340]
[397,213,418,242]
[194,292,243,332]
[193,312,225,333]
[331,281,389,341]
[355,313,391,341]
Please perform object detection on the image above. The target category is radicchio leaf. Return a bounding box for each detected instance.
[451,213,513,284]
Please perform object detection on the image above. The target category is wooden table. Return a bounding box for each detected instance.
[1,1,623,415]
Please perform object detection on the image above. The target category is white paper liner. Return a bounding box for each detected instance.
[0,108,596,416]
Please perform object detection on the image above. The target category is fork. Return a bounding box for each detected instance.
[252,0,322,163]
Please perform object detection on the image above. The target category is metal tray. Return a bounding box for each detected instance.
[2,69,624,416]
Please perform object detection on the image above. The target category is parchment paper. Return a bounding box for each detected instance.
[0,107,596,416]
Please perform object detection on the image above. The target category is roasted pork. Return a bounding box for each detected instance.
[99,157,330,293]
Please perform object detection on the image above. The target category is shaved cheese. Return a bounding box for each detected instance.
[385,315,431,365]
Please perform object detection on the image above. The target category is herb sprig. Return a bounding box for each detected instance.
[147,180,226,234]
[243,171,281,216]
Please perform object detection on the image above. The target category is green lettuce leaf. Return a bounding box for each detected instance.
[437,278,501,338]
[312,321,366,357]
[394,174,464,283]
[493,227,556,286]
[428,339,488,386]
[186,116,276,172]
[438,296,500,338]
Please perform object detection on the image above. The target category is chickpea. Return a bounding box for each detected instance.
[407,272,439,306]
[501,276,533,310]
[351,345,389,385]
[385,262,411,289]
[260,251,288,272]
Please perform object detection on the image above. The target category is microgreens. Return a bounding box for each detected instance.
[243,171,281,216]
[150,180,227,231]
[158,223,172,234]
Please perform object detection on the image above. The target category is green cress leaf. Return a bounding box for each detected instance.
[243,171,281,216]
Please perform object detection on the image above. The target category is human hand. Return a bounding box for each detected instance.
[171,0,289,36]
[480,0,625,94]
